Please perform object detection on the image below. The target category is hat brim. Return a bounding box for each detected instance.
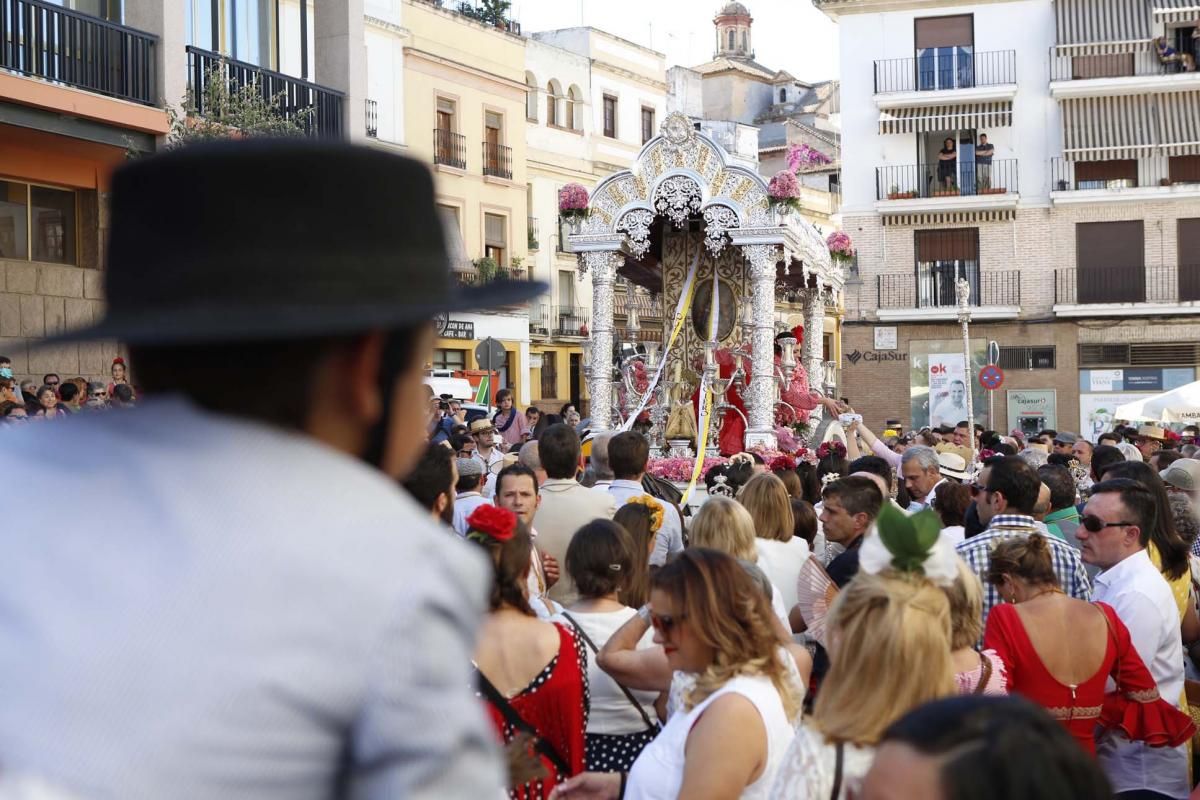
[940,468,969,480]
[39,279,547,346]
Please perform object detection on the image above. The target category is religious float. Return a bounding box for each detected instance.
[565,112,847,502]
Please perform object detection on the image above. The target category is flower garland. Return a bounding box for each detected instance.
[465,505,518,545]
[816,441,846,459]
[626,495,664,534]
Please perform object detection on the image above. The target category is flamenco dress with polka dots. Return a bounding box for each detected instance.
[480,622,590,799]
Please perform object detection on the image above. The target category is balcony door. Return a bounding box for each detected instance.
[915,14,974,91]
[920,129,976,196]
[1076,221,1143,304]
[1180,219,1200,303]
[43,0,122,22]
[186,0,313,79]
[915,229,979,308]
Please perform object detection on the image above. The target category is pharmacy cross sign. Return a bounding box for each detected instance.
[979,364,1005,391]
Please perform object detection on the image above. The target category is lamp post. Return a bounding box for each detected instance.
[956,277,975,465]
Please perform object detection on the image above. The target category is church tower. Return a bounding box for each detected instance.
[713,2,754,60]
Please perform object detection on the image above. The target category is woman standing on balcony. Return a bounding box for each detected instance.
[937,138,958,191]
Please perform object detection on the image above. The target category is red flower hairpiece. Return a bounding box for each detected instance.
[112,357,126,366]
[770,455,797,472]
[816,441,846,459]
[466,505,518,543]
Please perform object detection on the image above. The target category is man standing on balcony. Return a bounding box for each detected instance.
[976,134,994,191]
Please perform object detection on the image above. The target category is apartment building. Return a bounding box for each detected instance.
[401,0,533,405]
[0,0,362,382]
[817,0,1200,437]
[525,27,667,409]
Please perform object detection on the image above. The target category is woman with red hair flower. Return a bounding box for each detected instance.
[467,505,589,799]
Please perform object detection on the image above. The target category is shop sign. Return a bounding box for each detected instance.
[844,349,908,366]
[1007,390,1057,435]
[1088,369,1123,392]
[873,326,898,350]
[1122,369,1163,392]
[443,320,475,340]
[529,353,543,369]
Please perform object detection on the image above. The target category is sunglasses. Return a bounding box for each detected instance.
[969,483,987,497]
[1080,515,1134,533]
[650,612,687,635]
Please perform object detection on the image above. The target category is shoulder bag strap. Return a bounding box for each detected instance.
[561,612,659,732]
[476,668,572,777]
[829,741,845,800]
[972,651,993,696]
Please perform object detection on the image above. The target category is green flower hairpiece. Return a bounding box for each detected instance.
[875,503,941,575]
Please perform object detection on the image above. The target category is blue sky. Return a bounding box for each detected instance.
[512,0,840,82]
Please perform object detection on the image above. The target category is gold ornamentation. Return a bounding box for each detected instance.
[1045,704,1102,721]
[1124,688,1161,703]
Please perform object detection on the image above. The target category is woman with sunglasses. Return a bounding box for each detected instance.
[983,533,1194,755]
[553,548,803,800]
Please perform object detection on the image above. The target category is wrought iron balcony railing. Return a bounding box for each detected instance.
[1054,266,1200,305]
[434,128,466,169]
[365,98,378,138]
[0,0,157,104]
[483,141,512,179]
[186,45,344,137]
[878,269,1021,309]
[874,49,1016,94]
[877,159,1018,201]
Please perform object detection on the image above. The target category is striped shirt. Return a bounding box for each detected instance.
[956,514,1093,633]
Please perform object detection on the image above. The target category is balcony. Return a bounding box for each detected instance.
[530,303,589,337]
[454,264,529,288]
[876,268,1021,321]
[186,46,344,138]
[1049,44,1200,98]
[0,0,157,105]
[1054,265,1200,316]
[365,98,378,138]
[433,128,466,169]
[874,50,1017,101]
[876,160,1018,212]
[1049,157,1200,204]
[482,141,512,180]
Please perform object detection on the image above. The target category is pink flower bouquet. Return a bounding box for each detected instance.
[647,456,729,483]
[558,183,590,221]
[786,143,832,172]
[826,231,855,264]
[767,170,802,212]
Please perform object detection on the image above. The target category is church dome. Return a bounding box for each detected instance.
[717,2,751,16]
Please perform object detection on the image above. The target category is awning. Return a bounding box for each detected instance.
[1055,0,1150,47]
[878,102,1012,135]
[881,210,1016,226]
[1159,91,1200,157]
[1152,0,1200,24]
[1061,95,1159,161]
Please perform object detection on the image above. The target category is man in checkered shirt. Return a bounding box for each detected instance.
[956,455,1091,632]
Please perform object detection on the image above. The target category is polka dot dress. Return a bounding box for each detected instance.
[585,728,658,772]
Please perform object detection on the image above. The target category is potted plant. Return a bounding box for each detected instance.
[1160,177,1172,187]
[558,182,590,233]
[1056,179,1069,191]
[826,230,856,265]
[933,181,960,197]
[473,256,498,283]
[767,170,802,222]
[887,183,902,200]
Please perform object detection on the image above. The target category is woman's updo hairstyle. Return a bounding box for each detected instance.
[986,533,1056,588]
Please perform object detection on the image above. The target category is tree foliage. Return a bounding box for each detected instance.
[166,61,315,146]
[456,0,512,27]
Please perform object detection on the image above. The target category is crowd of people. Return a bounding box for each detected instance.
[394,397,1200,799]
[0,355,136,421]
[8,141,1200,800]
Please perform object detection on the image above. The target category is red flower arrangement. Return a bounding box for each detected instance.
[466,505,518,543]
[770,455,798,472]
[816,441,846,459]
[1165,429,1182,443]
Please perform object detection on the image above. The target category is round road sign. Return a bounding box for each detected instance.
[979,364,1005,391]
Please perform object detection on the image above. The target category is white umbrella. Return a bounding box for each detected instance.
[1114,380,1200,424]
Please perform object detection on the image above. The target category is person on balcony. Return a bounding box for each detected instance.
[975,134,994,191]
[1155,36,1196,71]
[937,138,958,191]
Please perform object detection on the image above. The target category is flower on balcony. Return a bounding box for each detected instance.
[826,231,855,264]
[767,170,802,212]
[786,143,832,172]
[558,183,590,220]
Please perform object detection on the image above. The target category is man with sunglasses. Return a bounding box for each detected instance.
[956,456,1091,632]
[1081,478,1188,800]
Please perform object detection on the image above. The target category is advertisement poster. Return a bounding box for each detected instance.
[928,353,968,428]
[1079,393,1153,441]
[1006,390,1057,436]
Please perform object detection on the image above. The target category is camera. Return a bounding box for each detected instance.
[838,413,863,427]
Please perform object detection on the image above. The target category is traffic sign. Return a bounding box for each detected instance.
[475,336,507,370]
[979,364,1005,391]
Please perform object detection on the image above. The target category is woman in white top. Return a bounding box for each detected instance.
[771,567,956,798]
[557,519,661,772]
[552,549,803,800]
[688,497,792,628]
[741,473,810,612]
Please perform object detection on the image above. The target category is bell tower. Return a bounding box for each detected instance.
[713,2,754,60]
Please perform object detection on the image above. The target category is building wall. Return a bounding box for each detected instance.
[699,72,772,124]
[364,0,407,146]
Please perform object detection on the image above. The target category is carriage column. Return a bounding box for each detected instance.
[742,243,779,450]
[579,247,622,432]
[802,286,826,405]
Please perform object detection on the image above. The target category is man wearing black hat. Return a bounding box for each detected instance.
[0,141,543,798]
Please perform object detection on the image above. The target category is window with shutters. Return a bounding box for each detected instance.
[998,346,1056,370]
[484,213,507,266]
[541,351,558,399]
[603,95,617,138]
[914,229,979,307]
[914,15,974,90]
[641,107,655,145]
[1180,219,1200,302]
[1075,160,1137,190]
[1170,156,1200,185]
[1075,220,1143,304]
[437,204,469,272]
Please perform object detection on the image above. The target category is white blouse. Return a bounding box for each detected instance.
[756,537,811,612]
[626,674,795,800]
[771,725,876,799]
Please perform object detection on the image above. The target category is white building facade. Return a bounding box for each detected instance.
[818,0,1200,437]
[364,0,407,146]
